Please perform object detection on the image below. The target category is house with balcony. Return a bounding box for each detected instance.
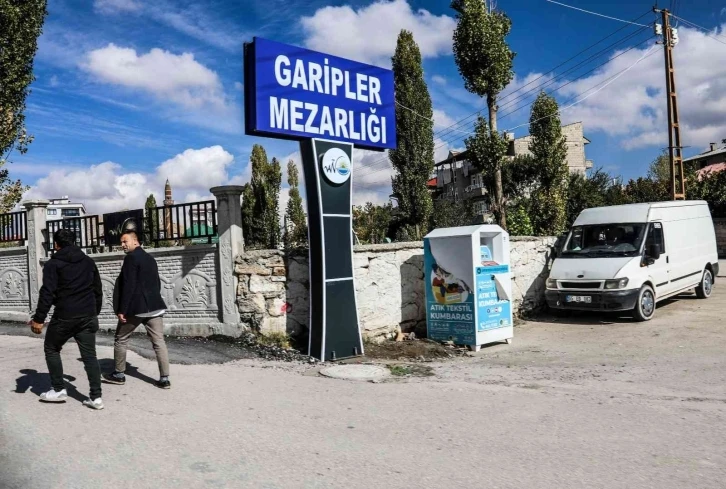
[433,122,593,220]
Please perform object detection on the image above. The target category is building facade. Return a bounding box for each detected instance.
[433,122,593,219]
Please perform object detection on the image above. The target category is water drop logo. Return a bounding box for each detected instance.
[321,148,352,185]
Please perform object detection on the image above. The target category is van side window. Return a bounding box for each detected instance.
[646,222,665,253]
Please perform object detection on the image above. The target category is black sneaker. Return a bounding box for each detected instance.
[155,379,171,390]
[102,372,126,385]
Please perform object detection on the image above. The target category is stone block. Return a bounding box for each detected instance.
[238,293,265,314]
[249,275,284,295]
[272,267,286,276]
[260,316,287,334]
[287,258,309,284]
[235,264,271,276]
[270,275,287,283]
[267,297,287,317]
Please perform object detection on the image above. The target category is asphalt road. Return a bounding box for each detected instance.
[2,284,726,488]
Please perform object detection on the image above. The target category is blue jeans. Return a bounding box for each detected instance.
[44,316,102,399]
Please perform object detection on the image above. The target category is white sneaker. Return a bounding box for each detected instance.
[82,398,104,410]
[39,389,68,402]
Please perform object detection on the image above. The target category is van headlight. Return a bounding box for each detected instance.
[605,278,629,289]
[546,278,557,289]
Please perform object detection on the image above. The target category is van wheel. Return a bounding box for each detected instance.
[633,285,656,322]
[696,269,713,299]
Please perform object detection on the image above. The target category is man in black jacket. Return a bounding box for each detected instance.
[103,230,170,389]
[30,229,104,410]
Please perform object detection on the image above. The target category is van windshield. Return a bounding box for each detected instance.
[562,223,647,257]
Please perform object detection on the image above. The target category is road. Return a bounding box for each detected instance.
[2,283,726,488]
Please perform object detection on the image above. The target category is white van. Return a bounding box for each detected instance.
[546,201,719,321]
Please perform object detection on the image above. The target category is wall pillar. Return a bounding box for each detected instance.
[22,200,49,312]
[210,186,244,328]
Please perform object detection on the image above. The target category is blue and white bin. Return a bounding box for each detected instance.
[423,225,513,351]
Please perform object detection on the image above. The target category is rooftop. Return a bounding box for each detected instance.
[683,144,726,163]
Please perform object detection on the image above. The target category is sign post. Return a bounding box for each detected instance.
[243,37,396,361]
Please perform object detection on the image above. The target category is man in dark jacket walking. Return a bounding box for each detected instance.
[30,229,104,410]
[103,230,170,389]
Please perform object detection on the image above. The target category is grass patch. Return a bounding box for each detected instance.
[257,331,292,349]
[386,364,435,377]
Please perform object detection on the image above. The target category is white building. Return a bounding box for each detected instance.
[46,197,90,249]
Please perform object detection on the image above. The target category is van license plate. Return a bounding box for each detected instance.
[566,295,591,303]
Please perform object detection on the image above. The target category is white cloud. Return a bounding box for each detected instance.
[49,75,59,87]
[432,75,447,86]
[300,0,456,66]
[433,109,457,131]
[82,44,227,111]
[550,25,726,151]
[23,147,239,215]
[94,0,141,14]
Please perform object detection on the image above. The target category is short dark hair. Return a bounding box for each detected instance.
[53,229,76,248]
[122,230,139,241]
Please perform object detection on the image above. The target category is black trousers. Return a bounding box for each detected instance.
[44,315,102,400]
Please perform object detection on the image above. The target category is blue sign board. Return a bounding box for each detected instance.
[476,265,512,332]
[244,37,396,151]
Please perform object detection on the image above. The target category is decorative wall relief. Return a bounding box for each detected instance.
[0,269,27,301]
[171,270,217,311]
[100,277,116,312]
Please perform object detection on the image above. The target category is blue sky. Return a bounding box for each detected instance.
[14,0,726,213]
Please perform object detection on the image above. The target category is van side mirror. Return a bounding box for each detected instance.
[647,243,661,261]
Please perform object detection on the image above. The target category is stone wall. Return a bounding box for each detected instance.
[0,247,30,321]
[235,237,556,339]
[713,219,726,257]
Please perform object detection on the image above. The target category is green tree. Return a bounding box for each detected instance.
[623,177,670,204]
[284,160,307,248]
[452,0,515,228]
[266,157,282,248]
[353,203,393,244]
[688,170,726,217]
[506,201,534,236]
[143,193,157,245]
[0,0,47,211]
[464,116,508,223]
[430,199,476,229]
[389,30,435,240]
[528,92,569,236]
[241,183,256,247]
[647,150,671,183]
[566,169,627,227]
[244,145,281,248]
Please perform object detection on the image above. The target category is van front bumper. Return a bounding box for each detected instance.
[546,289,639,312]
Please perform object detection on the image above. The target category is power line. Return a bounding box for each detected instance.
[357,43,659,186]
[357,30,654,179]
[504,44,659,132]
[355,13,654,182]
[430,11,652,144]
[545,0,650,27]
[395,101,474,136]
[671,14,726,46]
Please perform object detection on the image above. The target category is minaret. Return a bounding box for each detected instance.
[163,179,174,238]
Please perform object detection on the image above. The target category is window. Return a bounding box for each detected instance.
[563,223,647,258]
[474,201,489,216]
[61,209,80,217]
[645,222,665,254]
[47,209,57,215]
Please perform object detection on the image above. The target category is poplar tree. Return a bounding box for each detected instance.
[389,30,435,240]
[452,0,515,228]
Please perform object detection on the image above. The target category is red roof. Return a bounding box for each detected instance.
[427,177,437,188]
[697,163,726,180]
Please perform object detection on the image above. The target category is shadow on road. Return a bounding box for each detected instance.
[13,369,86,403]
[93,358,158,386]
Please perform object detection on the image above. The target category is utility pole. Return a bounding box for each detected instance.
[654,7,685,200]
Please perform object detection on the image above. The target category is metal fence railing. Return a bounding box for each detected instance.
[0,211,27,245]
[146,200,217,247]
[46,215,103,255]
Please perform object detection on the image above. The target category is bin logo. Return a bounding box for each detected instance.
[321,148,351,185]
